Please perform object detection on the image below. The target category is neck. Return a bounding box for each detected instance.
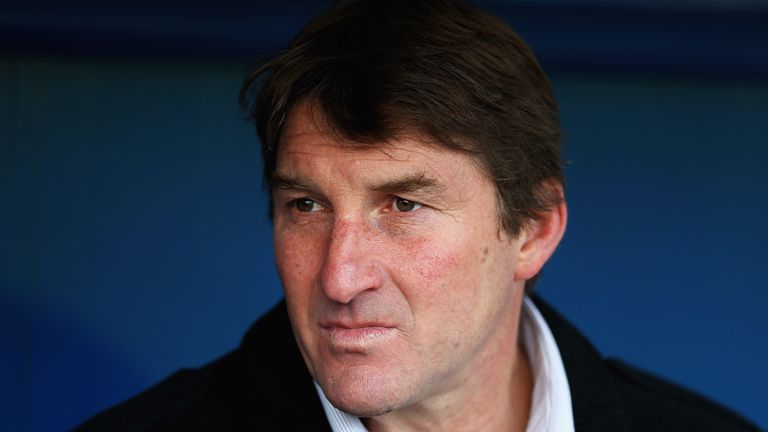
[362,297,533,432]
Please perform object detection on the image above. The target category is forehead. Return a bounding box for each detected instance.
[276,103,488,187]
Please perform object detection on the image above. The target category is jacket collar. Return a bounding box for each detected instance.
[240,301,332,431]
[532,295,631,432]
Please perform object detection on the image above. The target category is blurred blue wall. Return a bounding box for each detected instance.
[2,2,767,430]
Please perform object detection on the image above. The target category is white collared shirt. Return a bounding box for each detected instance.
[315,296,575,432]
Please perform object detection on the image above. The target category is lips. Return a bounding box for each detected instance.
[320,320,394,330]
[319,321,398,351]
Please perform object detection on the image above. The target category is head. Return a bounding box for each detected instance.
[240,0,566,420]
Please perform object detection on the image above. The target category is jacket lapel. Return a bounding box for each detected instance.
[240,300,332,431]
[532,295,632,432]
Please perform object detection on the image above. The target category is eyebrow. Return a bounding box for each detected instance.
[369,172,445,197]
[270,173,315,192]
[270,171,446,198]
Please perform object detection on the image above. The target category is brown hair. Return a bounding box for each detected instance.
[240,0,564,237]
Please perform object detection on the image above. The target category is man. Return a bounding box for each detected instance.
[79,1,758,430]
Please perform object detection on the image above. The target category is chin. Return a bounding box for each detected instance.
[320,367,408,417]
[329,396,396,418]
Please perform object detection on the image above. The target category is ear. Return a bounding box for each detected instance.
[514,186,567,282]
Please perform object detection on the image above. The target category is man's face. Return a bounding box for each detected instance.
[272,104,528,416]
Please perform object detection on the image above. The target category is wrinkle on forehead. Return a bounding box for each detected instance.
[279,140,446,168]
[278,99,491,194]
[280,99,458,159]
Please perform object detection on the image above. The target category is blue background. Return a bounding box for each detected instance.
[2,1,767,430]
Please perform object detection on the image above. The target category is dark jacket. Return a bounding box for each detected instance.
[77,297,759,431]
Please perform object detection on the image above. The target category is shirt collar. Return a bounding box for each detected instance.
[520,295,575,432]
[315,296,575,432]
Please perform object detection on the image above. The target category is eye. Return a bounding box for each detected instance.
[293,198,323,212]
[392,197,422,212]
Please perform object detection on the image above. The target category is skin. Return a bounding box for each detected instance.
[272,102,567,432]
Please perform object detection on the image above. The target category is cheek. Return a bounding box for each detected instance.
[274,231,323,294]
[394,231,503,328]
[393,234,466,296]
[394,237,489,359]
[411,244,460,281]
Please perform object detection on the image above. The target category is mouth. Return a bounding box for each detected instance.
[319,322,398,352]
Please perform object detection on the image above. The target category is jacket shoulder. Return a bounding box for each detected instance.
[530,295,760,431]
[75,301,330,431]
[75,355,231,431]
[606,359,760,431]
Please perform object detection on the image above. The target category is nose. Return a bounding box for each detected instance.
[319,219,382,304]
